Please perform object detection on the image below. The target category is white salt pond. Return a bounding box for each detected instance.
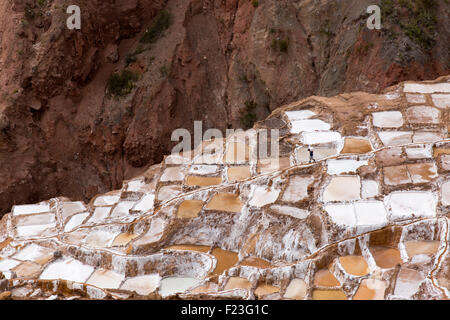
[132,194,155,212]
[385,191,437,219]
[290,119,330,134]
[270,205,309,219]
[372,111,404,128]
[405,145,432,159]
[93,194,120,206]
[353,201,388,226]
[89,207,111,223]
[16,223,57,237]
[406,106,440,124]
[322,176,361,202]
[86,268,125,290]
[302,131,342,145]
[284,110,316,121]
[159,277,201,297]
[189,165,219,175]
[406,94,426,104]
[110,201,135,218]
[361,180,379,199]
[441,181,450,206]
[83,230,116,248]
[160,167,185,182]
[326,159,368,175]
[12,243,53,264]
[39,258,94,283]
[12,203,50,216]
[120,274,161,295]
[284,278,307,300]
[403,82,450,93]
[64,212,89,232]
[282,176,313,202]
[324,203,355,226]
[431,93,450,108]
[249,186,280,207]
[378,131,413,146]
[60,202,86,220]
[0,258,21,272]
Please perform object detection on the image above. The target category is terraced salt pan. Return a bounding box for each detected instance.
[89,207,111,223]
[413,131,443,143]
[160,167,185,182]
[324,201,387,227]
[324,204,356,226]
[270,205,309,219]
[404,241,440,258]
[441,181,450,206]
[284,278,307,299]
[159,277,201,297]
[326,159,368,175]
[282,176,313,202]
[120,274,161,295]
[126,179,146,192]
[86,268,125,289]
[284,110,316,121]
[15,213,55,226]
[93,194,120,206]
[314,269,340,287]
[290,119,331,133]
[254,283,280,298]
[302,131,341,145]
[0,258,21,271]
[322,176,361,202]
[406,106,440,124]
[393,268,425,298]
[403,82,450,93]
[378,131,413,146]
[372,111,404,128]
[133,217,165,246]
[12,244,53,265]
[189,165,219,175]
[132,194,155,212]
[39,257,94,283]
[84,231,116,248]
[353,279,386,300]
[12,203,50,216]
[431,93,450,108]
[361,180,379,199]
[157,185,182,202]
[16,223,57,237]
[405,94,426,104]
[405,145,432,159]
[385,191,437,219]
[249,186,280,207]
[339,255,369,276]
[353,201,388,226]
[110,201,135,218]
[60,202,86,221]
[64,212,89,232]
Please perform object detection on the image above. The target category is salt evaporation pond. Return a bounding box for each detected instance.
[159,277,201,297]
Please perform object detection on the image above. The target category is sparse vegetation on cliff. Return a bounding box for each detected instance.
[140,10,172,44]
[239,100,258,129]
[107,70,139,97]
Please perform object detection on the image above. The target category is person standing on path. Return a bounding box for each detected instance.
[308,147,315,163]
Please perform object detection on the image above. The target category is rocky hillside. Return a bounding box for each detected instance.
[0,0,449,215]
[0,75,448,300]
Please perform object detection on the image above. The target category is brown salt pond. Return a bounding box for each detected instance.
[239,256,273,269]
[165,244,211,253]
[370,247,403,269]
[224,277,252,291]
[339,256,369,276]
[177,200,204,218]
[227,166,251,182]
[353,279,386,300]
[313,269,340,287]
[13,261,42,278]
[211,248,239,275]
[206,193,243,213]
[341,138,373,154]
[404,240,440,258]
[312,289,347,300]
[112,233,139,247]
[186,176,222,187]
[254,283,280,298]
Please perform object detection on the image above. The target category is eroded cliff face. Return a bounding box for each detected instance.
[0,76,448,300]
[0,0,449,214]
